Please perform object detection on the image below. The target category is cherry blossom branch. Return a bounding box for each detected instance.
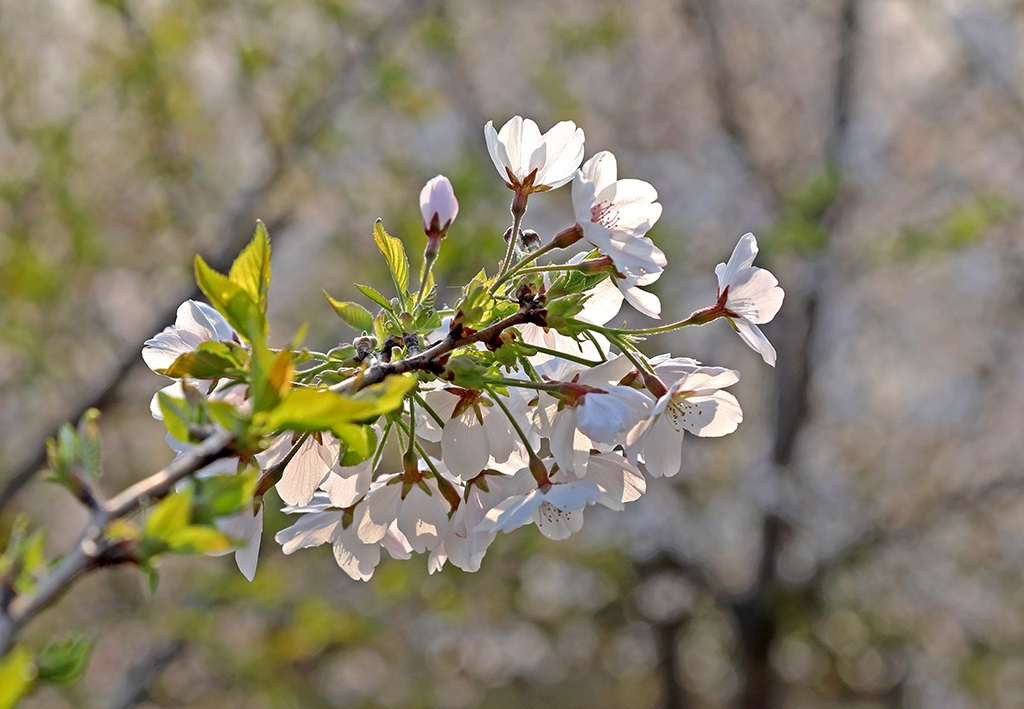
[330,302,546,395]
[0,430,236,659]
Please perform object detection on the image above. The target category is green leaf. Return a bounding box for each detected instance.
[445,355,491,390]
[157,392,191,443]
[249,339,293,415]
[259,375,416,435]
[228,221,272,312]
[355,283,393,312]
[415,269,435,309]
[206,399,246,433]
[36,634,95,686]
[267,350,295,405]
[324,293,374,332]
[165,526,232,554]
[76,409,102,479]
[373,312,388,347]
[372,219,410,307]
[194,470,258,518]
[413,305,442,336]
[144,489,192,541]
[159,341,246,379]
[0,646,36,709]
[194,256,266,343]
[144,564,160,594]
[336,424,378,465]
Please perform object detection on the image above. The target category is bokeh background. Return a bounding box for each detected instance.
[2,0,1024,706]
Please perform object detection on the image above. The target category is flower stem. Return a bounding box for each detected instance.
[496,194,527,280]
[490,241,558,294]
[487,377,565,393]
[416,250,438,306]
[523,343,603,367]
[605,304,726,336]
[485,384,548,486]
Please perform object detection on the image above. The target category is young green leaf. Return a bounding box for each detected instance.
[228,221,272,312]
[373,219,410,307]
[36,634,96,686]
[157,392,192,443]
[324,292,374,332]
[0,646,36,709]
[249,338,293,415]
[444,354,492,390]
[194,255,267,343]
[355,283,394,312]
[335,423,378,465]
[164,526,232,554]
[259,375,416,435]
[158,342,245,380]
[144,489,192,540]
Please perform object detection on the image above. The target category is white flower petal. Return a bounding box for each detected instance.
[357,484,402,543]
[484,490,544,534]
[320,461,373,508]
[733,318,777,366]
[333,527,382,582]
[441,411,491,480]
[273,436,334,507]
[584,454,646,510]
[275,508,342,555]
[635,415,685,478]
[397,483,450,553]
[679,391,743,437]
[715,232,758,288]
[620,281,662,318]
[533,504,584,540]
[726,267,784,324]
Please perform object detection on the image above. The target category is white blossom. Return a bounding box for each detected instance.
[275,494,412,582]
[626,364,743,478]
[212,506,264,582]
[142,300,236,372]
[554,453,646,511]
[484,116,585,192]
[356,473,453,554]
[415,388,515,481]
[480,468,602,541]
[531,356,651,476]
[715,233,785,366]
[256,433,339,508]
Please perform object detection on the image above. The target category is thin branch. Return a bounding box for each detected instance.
[331,302,546,395]
[110,639,186,709]
[0,0,428,512]
[0,430,236,658]
[679,0,782,205]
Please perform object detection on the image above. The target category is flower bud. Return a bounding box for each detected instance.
[420,175,459,239]
[520,229,542,251]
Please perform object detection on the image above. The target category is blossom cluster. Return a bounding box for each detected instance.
[142,116,784,582]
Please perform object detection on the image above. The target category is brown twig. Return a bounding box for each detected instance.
[0,430,236,658]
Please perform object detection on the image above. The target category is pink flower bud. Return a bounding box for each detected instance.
[419,175,459,238]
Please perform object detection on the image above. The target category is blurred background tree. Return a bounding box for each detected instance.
[2,0,1024,706]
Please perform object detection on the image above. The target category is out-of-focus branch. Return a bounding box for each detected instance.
[0,430,236,658]
[110,639,186,709]
[0,0,428,513]
[0,209,289,514]
[731,1,860,706]
[679,0,782,205]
